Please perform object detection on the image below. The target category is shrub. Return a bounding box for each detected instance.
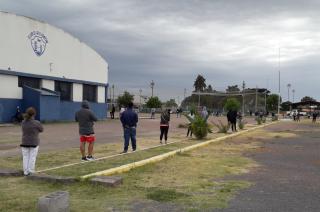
[212,120,230,133]
[238,120,247,130]
[256,117,262,125]
[191,115,212,139]
[262,117,266,123]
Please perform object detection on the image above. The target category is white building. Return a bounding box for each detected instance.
[0,12,108,122]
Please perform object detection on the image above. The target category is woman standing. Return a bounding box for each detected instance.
[20,107,43,176]
[160,109,170,144]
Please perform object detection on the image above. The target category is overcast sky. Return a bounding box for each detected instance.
[1,0,320,103]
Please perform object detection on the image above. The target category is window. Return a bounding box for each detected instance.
[55,81,72,101]
[83,84,97,102]
[18,76,40,88]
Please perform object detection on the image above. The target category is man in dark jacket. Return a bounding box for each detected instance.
[75,101,98,161]
[227,110,237,132]
[160,109,170,144]
[120,102,138,153]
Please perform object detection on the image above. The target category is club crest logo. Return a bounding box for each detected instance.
[28,31,48,56]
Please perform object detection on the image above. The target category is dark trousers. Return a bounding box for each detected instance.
[187,126,193,137]
[123,127,136,151]
[231,121,237,131]
[110,112,115,119]
[160,126,169,141]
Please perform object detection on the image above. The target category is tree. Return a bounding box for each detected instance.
[206,84,213,92]
[165,99,178,108]
[193,74,206,92]
[301,96,316,102]
[117,91,134,107]
[146,96,162,108]
[281,101,292,111]
[224,98,241,111]
[267,94,280,111]
[226,85,240,93]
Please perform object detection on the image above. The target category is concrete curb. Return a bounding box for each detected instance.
[81,122,276,179]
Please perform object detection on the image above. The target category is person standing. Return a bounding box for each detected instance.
[120,102,138,153]
[160,109,170,144]
[227,110,237,132]
[75,101,98,161]
[110,104,115,119]
[187,110,195,137]
[201,106,208,119]
[151,108,156,119]
[20,107,43,176]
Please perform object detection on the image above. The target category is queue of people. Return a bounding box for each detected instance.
[18,103,254,176]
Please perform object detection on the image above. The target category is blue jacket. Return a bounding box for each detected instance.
[120,108,138,128]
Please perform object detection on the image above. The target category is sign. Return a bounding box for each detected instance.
[28,31,48,56]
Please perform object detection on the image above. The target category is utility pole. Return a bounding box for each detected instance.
[287,83,291,102]
[198,90,201,107]
[184,88,187,99]
[150,80,155,97]
[292,89,295,103]
[139,89,142,107]
[278,48,281,115]
[242,81,245,115]
[109,86,112,104]
[112,84,114,104]
[255,86,258,112]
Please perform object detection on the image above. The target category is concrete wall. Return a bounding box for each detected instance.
[0,12,108,85]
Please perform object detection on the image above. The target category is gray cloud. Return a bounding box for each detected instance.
[1,0,320,102]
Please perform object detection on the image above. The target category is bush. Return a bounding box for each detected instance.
[238,120,247,130]
[256,117,262,125]
[212,120,230,133]
[224,98,241,111]
[191,115,212,139]
[262,117,266,123]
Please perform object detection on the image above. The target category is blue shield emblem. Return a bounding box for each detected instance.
[28,31,48,56]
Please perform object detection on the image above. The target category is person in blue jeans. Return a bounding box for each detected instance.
[120,102,138,153]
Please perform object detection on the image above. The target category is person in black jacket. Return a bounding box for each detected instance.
[75,101,98,161]
[227,110,238,132]
[160,109,170,144]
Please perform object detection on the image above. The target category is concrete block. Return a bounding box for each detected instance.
[37,191,69,212]
[27,173,77,184]
[0,168,23,176]
[90,176,123,187]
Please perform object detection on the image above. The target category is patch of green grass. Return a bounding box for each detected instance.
[146,188,189,202]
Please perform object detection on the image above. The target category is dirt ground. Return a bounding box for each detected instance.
[213,120,320,212]
[0,113,256,157]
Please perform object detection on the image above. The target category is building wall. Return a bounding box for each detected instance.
[0,12,108,85]
[0,74,22,99]
[0,12,109,122]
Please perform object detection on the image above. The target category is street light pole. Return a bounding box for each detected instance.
[278,48,281,115]
[242,81,245,115]
[292,89,295,103]
[139,89,142,107]
[150,80,155,97]
[112,84,115,104]
[287,83,291,102]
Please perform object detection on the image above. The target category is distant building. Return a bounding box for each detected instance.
[0,12,108,122]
